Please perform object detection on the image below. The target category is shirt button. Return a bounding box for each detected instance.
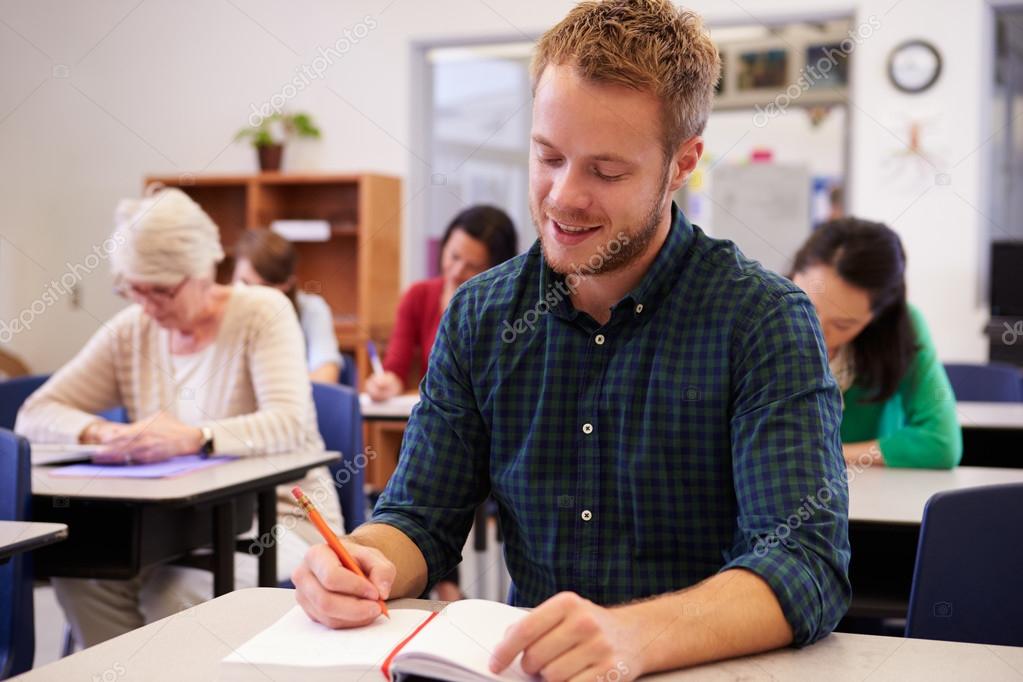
[635,303,644,314]
[581,510,593,521]
[594,334,605,345]
[582,423,593,434]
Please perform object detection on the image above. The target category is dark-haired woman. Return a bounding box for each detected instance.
[365,205,518,402]
[366,205,516,602]
[790,218,961,469]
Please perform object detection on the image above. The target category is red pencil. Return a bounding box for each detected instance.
[291,486,389,618]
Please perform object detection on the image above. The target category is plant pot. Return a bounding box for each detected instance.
[257,144,284,172]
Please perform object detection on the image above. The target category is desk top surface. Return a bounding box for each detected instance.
[360,391,419,418]
[956,401,1023,429]
[15,588,1023,681]
[848,465,1023,524]
[0,521,67,560]
[357,396,1023,430]
[30,450,338,503]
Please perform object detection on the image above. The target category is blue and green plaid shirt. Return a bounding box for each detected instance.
[373,204,851,645]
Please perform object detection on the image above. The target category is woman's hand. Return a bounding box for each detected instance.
[90,412,204,465]
[80,419,133,445]
[365,371,404,402]
[843,440,884,468]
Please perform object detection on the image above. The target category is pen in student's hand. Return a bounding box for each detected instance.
[291,486,390,618]
[367,340,385,377]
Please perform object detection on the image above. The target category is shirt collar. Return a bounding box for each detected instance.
[538,202,694,324]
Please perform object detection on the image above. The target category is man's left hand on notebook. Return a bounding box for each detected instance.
[88,412,204,465]
[489,592,642,682]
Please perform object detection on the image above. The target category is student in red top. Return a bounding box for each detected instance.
[366,205,518,402]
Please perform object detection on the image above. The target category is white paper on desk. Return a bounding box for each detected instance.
[271,219,331,242]
[31,443,98,465]
[220,606,433,682]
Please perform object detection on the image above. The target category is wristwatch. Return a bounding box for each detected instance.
[199,426,215,458]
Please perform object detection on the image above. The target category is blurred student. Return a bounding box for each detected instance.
[365,205,518,401]
[16,187,341,646]
[365,204,517,602]
[791,218,962,468]
[233,229,343,383]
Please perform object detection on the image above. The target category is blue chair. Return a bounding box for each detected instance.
[0,428,34,678]
[0,375,127,430]
[0,376,47,431]
[311,382,367,533]
[943,363,1023,402]
[339,353,357,389]
[905,483,1023,646]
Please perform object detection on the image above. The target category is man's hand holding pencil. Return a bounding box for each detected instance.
[291,487,394,627]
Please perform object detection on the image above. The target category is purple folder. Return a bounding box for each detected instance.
[49,454,237,479]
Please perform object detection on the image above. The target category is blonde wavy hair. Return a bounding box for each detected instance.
[532,0,721,158]
[110,186,225,286]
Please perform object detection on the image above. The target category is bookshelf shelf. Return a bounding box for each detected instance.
[145,172,402,386]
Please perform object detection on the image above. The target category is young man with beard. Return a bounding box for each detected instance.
[292,1,851,677]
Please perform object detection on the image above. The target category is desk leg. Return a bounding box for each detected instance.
[257,488,277,587]
[213,501,235,597]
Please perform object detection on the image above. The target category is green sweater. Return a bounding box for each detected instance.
[840,305,962,469]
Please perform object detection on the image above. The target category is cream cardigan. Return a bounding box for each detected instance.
[16,283,343,538]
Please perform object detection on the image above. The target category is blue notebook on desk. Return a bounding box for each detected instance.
[48,454,237,479]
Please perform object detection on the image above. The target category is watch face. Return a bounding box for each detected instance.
[889,40,941,93]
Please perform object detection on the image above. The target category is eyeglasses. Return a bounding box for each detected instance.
[114,276,189,304]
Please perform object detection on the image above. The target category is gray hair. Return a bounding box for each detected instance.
[109,186,225,285]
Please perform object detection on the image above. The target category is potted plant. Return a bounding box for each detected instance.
[235,112,321,172]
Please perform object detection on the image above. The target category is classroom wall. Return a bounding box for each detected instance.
[0,0,999,372]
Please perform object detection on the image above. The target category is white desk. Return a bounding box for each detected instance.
[956,401,1023,430]
[359,393,419,489]
[29,450,338,595]
[0,521,67,561]
[955,401,1023,468]
[359,392,419,419]
[15,588,1023,681]
[848,465,1023,525]
[31,450,337,502]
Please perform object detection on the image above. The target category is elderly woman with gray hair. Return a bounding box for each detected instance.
[16,187,343,647]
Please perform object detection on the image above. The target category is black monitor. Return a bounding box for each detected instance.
[991,241,1023,317]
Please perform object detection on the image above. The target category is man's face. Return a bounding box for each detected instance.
[529,64,693,277]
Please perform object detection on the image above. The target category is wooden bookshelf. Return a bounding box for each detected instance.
[145,172,402,386]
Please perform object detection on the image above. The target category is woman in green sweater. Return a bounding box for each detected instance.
[790,218,962,469]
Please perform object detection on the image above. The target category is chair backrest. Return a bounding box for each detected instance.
[906,483,1023,646]
[0,375,48,431]
[0,375,127,430]
[943,363,1023,402]
[311,383,367,533]
[339,353,357,389]
[0,428,35,678]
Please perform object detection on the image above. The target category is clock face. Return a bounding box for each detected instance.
[889,40,942,93]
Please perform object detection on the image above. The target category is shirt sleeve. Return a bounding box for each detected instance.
[382,283,424,385]
[299,293,342,374]
[720,290,852,646]
[878,309,962,469]
[371,287,490,589]
[15,312,127,443]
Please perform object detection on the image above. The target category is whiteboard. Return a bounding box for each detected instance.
[708,163,811,275]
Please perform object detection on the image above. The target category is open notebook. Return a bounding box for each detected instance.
[220,599,536,682]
